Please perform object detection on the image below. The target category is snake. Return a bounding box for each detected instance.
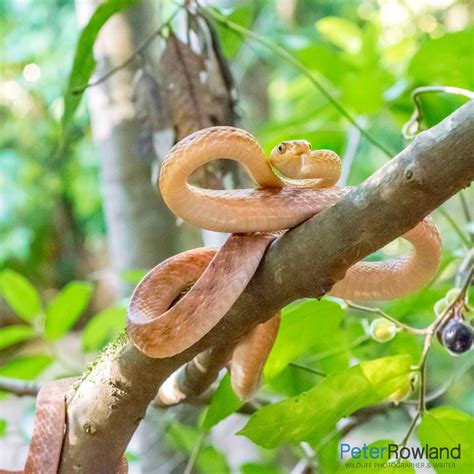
[1,126,441,472]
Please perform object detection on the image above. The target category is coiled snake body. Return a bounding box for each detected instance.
[2,126,441,473]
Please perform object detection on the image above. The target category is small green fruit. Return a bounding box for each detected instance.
[445,288,461,305]
[369,318,397,343]
[434,299,448,317]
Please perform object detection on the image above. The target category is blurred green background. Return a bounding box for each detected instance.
[0,0,473,472]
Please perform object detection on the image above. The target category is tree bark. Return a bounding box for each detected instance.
[59,101,474,472]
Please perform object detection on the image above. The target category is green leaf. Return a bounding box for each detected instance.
[195,447,229,474]
[316,17,362,54]
[45,281,93,340]
[297,44,354,85]
[213,5,254,58]
[265,299,344,378]
[0,270,42,321]
[0,419,6,437]
[418,407,474,474]
[239,355,412,448]
[82,305,126,352]
[61,0,135,133]
[201,374,243,430]
[267,363,322,397]
[408,29,474,89]
[0,355,53,380]
[0,325,35,350]
[341,69,390,115]
[337,439,415,473]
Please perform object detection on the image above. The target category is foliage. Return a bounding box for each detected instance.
[1,0,473,472]
[240,355,412,448]
[418,407,474,474]
[61,0,135,134]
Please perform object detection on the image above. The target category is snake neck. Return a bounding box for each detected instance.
[272,150,342,188]
[159,126,346,233]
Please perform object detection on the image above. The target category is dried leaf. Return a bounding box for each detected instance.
[161,32,222,140]
[189,14,236,125]
[186,16,249,187]
[132,67,174,161]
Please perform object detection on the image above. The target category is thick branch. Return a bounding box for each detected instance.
[60,101,474,472]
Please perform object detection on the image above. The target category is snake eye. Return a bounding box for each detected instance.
[277,143,286,153]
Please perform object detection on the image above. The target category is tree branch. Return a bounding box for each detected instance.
[0,376,40,397]
[59,101,474,472]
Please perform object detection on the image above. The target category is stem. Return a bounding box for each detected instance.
[402,86,474,139]
[201,6,395,158]
[344,300,427,335]
[459,192,474,245]
[338,125,362,186]
[399,412,420,447]
[306,335,370,364]
[403,357,473,405]
[437,207,470,248]
[183,431,206,474]
[289,363,327,377]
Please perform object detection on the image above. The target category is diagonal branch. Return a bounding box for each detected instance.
[59,100,474,472]
[0,376,40,397]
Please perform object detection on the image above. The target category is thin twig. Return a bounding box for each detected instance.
[459,192,473,227]
[201,6,395,158]
[403,357,473,405]
[289,363,327,377]
[306,335,370,364]
[0,376,40,396]
[459,192,474,245]
[344,300,427,335]
[338,125,362,186]
[399,411,420,447]
[402,86,474,139]
[437,207,471,248]
[71,6,182,94]
[183,431,206,474]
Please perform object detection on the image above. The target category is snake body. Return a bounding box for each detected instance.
[130,126,440,401]
[2,126,441,472]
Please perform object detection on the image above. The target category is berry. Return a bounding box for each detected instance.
[441,319,473,355]
[370,318,397,343]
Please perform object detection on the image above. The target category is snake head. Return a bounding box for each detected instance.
[269,139,341,186]
[269,140,313,179]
